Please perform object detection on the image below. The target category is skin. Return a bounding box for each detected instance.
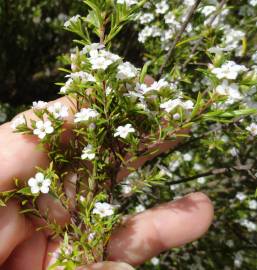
[0,80,214,269]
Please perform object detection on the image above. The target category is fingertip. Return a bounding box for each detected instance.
[0,200,34,265]
[107,192,214,266]
[37,194,70,227]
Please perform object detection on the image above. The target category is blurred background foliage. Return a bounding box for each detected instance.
[0,0,82,110]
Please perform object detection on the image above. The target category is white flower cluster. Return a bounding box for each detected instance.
[81,43,121,71]
[92,202,115,218]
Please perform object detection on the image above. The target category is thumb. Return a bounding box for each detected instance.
[79,262,134,270]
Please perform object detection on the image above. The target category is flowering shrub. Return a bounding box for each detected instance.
[1,0,257,269]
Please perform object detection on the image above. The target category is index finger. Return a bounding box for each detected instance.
[0,97,74,192]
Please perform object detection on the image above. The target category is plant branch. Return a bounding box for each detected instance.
[182,0,227,69]
[158,0,202,78]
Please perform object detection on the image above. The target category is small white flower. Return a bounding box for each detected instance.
[138,26,153,43]
[151,257,160,266]
[148,79,169,91]
[156,0,169,14]
[229,147,239,157]
[236,192,247,201]
[215,80,241,103]
[201,6,216,17]
[249,200,257,210]
[160,98,194,113]
[64,15,80,28]
[160,98,182,113]
[114,123,135,139]
[81,144,95,160]
[197,177,206,184]
[92,202,115,218]
[226,240,234,248]
[239,219,256,231]
[82,43,105,56]
[67,71,96,83]
[32,101,48,110]
[249,0,257,7]
[28,172,51,194]
[74,108,99,123]
[106,86,113,95]
[173,113,180,120]
[183,0,196,6]
[117,0,138,6]
[183,100,194,110]
[139,13,154,24]
[11,115,26,130]
[212,61,248,80]
[80,195,85,202]
[116,62,138,80]
[135,204,145,213]
[90,56,113,70]
[88,232,96,241]
[246,123,257,136]
[121,185,132,195]
[252,52,257,63]
[47,102,69,119]
[164,12,180,27]
[183,153,192,161]
[60,78,73,94]
[33,120,54,139]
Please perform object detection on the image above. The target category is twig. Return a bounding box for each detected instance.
[158,0,202,78]
[169,165,252,185]
[182,0,227,69]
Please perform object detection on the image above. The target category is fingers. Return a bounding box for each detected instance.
[0,231,47,270]
[0,123,49,192]
[116,136,187,182]
[0,200,34,265]
[37,194,71,227]
[81,262,134,270]
[0,97,74,192]
[107,192,214,266]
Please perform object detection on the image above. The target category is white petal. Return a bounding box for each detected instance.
[31,186,40,194]
[36,121,44,128]
[28,177,37,187]
[39,132,46,139]
[44,179,51,186]
[35,172,44,181]
[45,126,54,134]
[40,185,50,194]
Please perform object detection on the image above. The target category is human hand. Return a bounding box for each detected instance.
[0,95,214,270]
